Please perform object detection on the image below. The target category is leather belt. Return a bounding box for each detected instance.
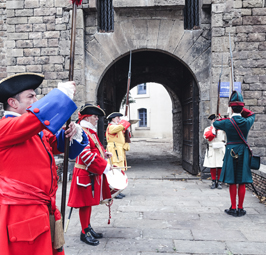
[75,163,86,170]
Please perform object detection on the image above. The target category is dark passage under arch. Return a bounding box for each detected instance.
[97,50,199,175]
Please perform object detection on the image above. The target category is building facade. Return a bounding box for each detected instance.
[122,82,173,139]
[0,0,266,174]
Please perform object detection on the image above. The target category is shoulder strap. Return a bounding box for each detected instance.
[82,127,105,158]
[229,118,252,155]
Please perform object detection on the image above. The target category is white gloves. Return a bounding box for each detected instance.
[57,81,75,100]
[71,123,83,143]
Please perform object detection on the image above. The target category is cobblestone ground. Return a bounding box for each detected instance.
[57,138,266,255]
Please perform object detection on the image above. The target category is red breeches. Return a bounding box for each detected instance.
[210,168,222,180]
[79,206,92,233]
[229,184,246,209]
[238,184,246,209]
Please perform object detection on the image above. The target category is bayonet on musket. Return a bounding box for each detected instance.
[217,54,223,116]
[228,32,234,118]
[229,32,234,95]
[125,51,132,117]
[124,51,132,143]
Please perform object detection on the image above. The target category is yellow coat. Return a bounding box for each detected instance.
[106,123,130,169]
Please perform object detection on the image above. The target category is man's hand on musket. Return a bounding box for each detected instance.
[216,114,222,120]
[57,81,76,100]
[64,122,78,140]
[105,152,113,159]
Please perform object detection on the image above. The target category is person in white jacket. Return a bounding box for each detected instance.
[203,114,226,189]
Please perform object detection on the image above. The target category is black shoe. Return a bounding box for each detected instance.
[115,194,123,199]
[119,193,126,197]
[80,229,99,246]
[225,207,238,217]
[237,208,246,217]
[88,224,103,239]
[210,180,216,189]
[217,182,222,189]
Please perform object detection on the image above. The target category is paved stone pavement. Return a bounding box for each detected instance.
[57,138,266,255]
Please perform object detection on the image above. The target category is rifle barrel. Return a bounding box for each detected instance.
[124,51,132,117]
[61,2,77,229]
[217,55,223,116]
[229,32,234,92]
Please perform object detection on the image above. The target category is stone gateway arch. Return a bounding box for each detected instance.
[84,5,210,175]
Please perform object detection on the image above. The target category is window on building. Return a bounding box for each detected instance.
[138,108,147,127]
[137,83,147,95]
[98,0,114,33]
[184,0,200,30]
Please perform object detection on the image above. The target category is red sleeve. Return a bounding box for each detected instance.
[119,120,130,131]
[44,130,62,155]
[241,108,254,118]
[0,112,44,148]
[79,136,107,175]
[204,126,216,142]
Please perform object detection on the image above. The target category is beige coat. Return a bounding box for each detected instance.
[203,125,226,168]
[106,123,130,169]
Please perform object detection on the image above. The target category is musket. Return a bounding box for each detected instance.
[217,54,223,116]
[124,51,132,143]
[124,51,132,117]
[61,0,82,229]
[228,32,234,117]
[112,166,131,170]
[229,33,235,93]
[64,207,73,233]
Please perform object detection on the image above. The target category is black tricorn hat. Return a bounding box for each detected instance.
[208,114,216,121]
[0,73,44,103]
[106,112,123,120]
[80,104,105,116]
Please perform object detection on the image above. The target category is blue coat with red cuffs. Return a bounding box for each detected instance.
[213,108,255,184]
[0,89,88,255]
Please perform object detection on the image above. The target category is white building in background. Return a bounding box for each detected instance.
[120,82,173,139]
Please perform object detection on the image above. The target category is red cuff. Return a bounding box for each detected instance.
[119,120,130,130]
[241,108,254,118]
[205,127,216,142]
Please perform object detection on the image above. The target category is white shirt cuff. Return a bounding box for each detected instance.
[71,123,83,143]
[57,82,74,100]
[103,164,111,174]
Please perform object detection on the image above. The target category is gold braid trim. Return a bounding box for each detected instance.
[82,127,105,159]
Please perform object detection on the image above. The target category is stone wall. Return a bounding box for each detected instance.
[0,0,7,116]
[0,0,87,117]
[247,168,266,198]
[211,0,266,164]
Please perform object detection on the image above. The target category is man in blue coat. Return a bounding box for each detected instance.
[213,91,255,217]
[0,73,88,255]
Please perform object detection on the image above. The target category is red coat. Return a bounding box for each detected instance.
[68,128,111,208]
[0,89,84,255]
[0,113,63,255]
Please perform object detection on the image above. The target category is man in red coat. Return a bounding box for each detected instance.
[68,104,112,246]
[0,73,88,255]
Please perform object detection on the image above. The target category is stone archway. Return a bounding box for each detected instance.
[83,6,211,174]
[96,50,199,175]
